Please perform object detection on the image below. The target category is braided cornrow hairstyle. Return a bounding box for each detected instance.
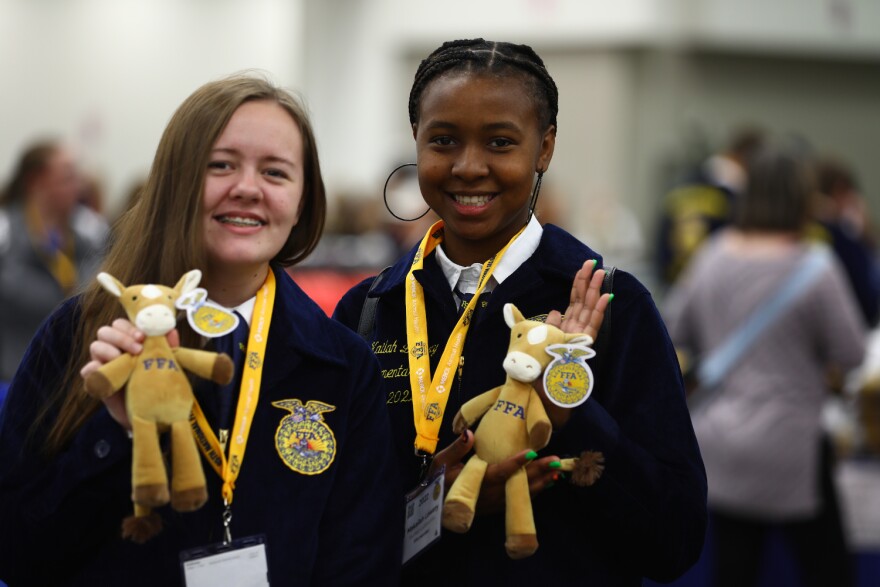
[408,38,559,131]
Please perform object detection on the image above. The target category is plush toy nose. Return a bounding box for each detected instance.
[135,304,177,336]
[503,351,542,383]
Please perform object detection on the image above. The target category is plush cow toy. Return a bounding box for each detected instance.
[84,270,234,543]
[443,303,605,559]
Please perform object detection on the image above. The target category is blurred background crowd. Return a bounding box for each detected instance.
[1,1,879,585]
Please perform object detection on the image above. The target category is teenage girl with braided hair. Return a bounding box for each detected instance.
[333,38,707,585]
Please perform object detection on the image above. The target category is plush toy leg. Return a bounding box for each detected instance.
[442,455,488,533]
[504,466,538,559]
[122,503,163,544]
[169,420,208,512]
[131,415,169,507]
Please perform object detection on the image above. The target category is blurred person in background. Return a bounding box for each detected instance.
[655,126,766,288]
[663,144,866,587]
[0,140,108,393]
[809,155,880,327]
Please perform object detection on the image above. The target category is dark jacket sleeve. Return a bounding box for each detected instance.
[311,335,403,586]
[553,276,707,582]
[0,301,133,586]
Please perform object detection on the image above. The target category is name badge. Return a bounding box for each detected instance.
[181,535,270,586]
[403,468,445,564]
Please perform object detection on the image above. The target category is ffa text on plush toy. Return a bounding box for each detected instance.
[84,270,234,543]
[443,303,604,559]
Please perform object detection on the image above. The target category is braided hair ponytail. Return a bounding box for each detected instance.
[408,39,559,131]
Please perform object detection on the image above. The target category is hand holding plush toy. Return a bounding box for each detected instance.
[84,270,234,543]
[442,303,605,559]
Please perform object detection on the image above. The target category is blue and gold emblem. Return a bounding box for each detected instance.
[176,287,239,338]
[543,344,596,408]
[273,399,337,475]
[425,402,442,421]
[411,341,427,359]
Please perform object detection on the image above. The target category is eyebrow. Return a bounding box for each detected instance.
[423,120,523,133]
[211,148,297,168]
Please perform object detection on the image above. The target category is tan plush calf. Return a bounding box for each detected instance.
[84,270,233,542]
[443,303,604,559]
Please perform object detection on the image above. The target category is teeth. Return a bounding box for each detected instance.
[453,194,492,206]
[219,216,262,227]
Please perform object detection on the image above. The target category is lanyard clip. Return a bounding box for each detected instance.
[416,450,434,486]
[222,498,233,545]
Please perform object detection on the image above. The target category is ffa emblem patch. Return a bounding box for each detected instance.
[543,344,596,408]
[273,399,337,475]
[176,287,239,337]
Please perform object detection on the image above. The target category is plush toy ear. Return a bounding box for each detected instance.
[97,272,126,298]
[173,270,202,297]
[566,333,594,346]
[503,303,525,328]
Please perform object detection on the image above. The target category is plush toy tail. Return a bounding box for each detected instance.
[558,450,605,487]
[121,504,163,544]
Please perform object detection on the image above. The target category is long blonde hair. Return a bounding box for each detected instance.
[38,74,327,454]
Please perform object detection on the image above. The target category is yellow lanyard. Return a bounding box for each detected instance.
[190,269,275,505]
[405,220,524,455]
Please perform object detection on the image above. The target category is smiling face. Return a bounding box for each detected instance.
[202,100,304,285]
[413,72,555,265]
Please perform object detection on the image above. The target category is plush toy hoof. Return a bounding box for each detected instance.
[83,371,113,399]
[213,354,234,384]
[122,511,163,543]
[442,500,475,533]
[505,534,539,559]
[171,486,208,512]
[133,483,170,507]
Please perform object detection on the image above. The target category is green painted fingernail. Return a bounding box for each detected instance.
[549,461,562,469]
[525,451,538,461]
[591,259,598,267]
[608,293,615,302]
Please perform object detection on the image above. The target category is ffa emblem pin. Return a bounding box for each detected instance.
[425,402,442,421]
[176,287,239,338]
[273,399,337,475]
[542,344,596,408]
[411,341,427,359]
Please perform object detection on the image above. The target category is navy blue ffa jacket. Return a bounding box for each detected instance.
[0,266,402,586]
[334,225,707,586]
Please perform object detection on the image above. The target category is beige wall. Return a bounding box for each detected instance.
[2,0,879,288]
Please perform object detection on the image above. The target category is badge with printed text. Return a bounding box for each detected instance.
[403,466,444,564]
[181,534,270,586]
[543,343,596,408]
[272,399,337,475]
[176,287,239,338]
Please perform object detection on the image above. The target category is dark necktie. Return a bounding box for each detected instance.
[454,287,475,316]
[213,312,249,446]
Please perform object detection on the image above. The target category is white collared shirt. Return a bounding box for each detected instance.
[435,216,543,303]
[207,296,256,327]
